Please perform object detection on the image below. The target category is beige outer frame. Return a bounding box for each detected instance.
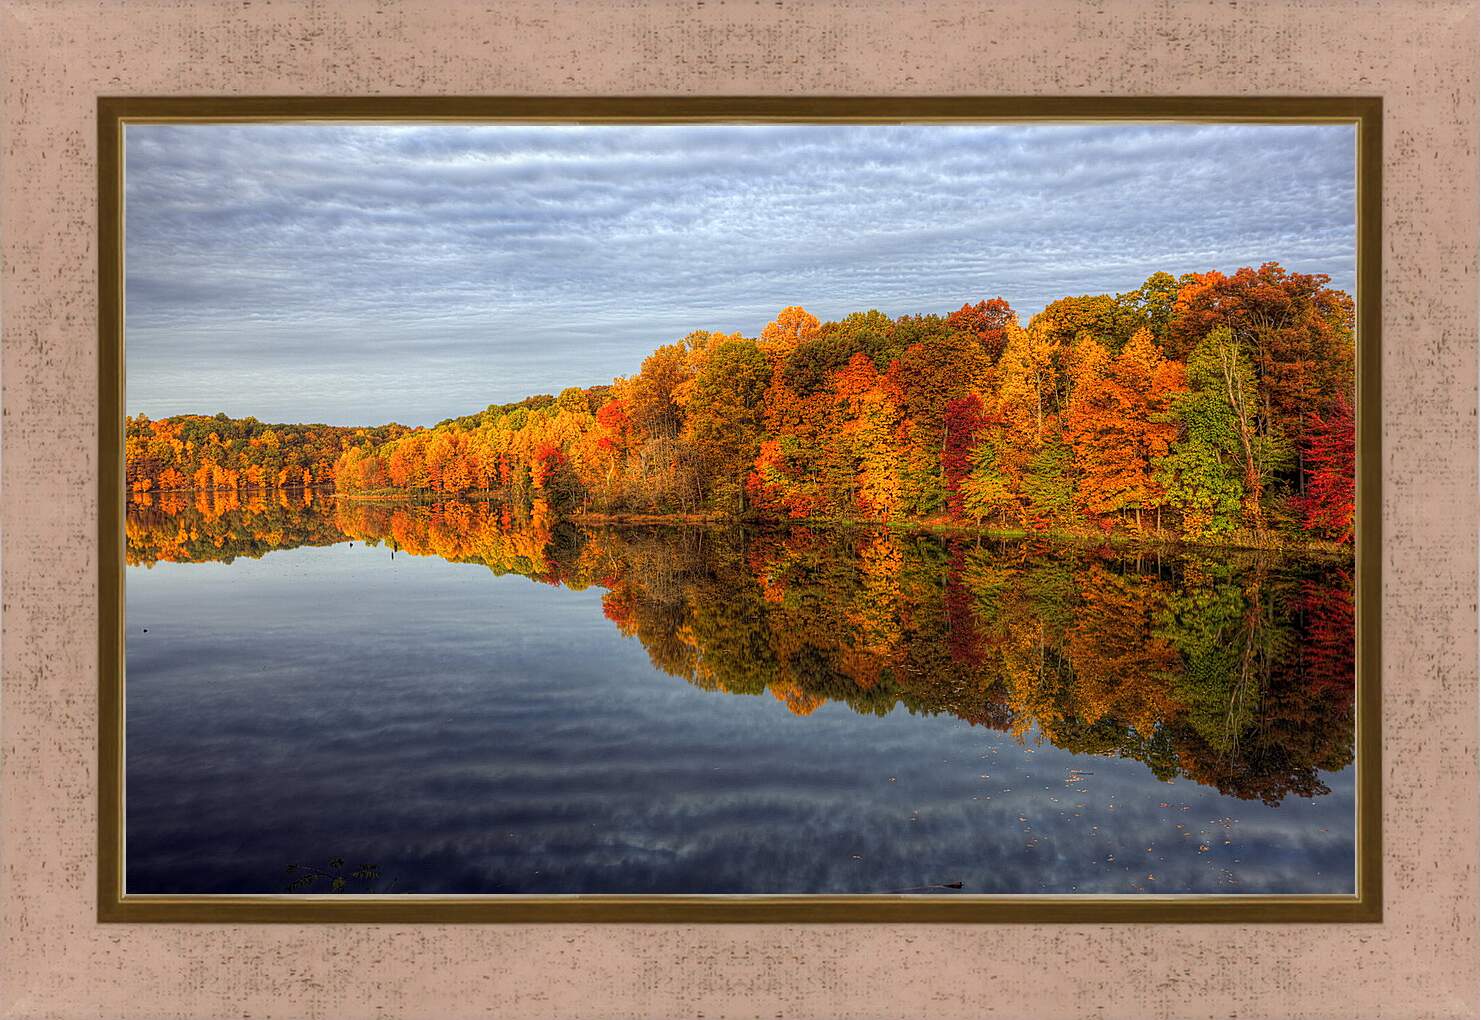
[2,1,1476,1017]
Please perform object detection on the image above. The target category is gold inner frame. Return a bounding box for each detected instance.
[97,96,1383,923]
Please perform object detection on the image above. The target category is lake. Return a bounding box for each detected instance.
[123,492,1355,895]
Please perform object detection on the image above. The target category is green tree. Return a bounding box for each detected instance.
[1156,327,1263,538]
[683,339,771,511]
[1021,440,1076,530]
[1115,271,1181,347]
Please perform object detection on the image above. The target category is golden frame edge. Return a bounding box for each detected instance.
[97,95,1383,924]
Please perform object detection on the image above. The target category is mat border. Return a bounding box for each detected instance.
[97,95,1382,924]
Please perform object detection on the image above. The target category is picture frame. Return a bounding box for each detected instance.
[6,0,1479,1015]
[96,94,1383,925]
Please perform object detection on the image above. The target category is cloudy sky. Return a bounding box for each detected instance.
[124,122,1355,426]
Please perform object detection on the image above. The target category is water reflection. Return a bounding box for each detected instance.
[124,493,1355,894]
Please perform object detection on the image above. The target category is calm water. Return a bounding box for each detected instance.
[124,494,1355,895]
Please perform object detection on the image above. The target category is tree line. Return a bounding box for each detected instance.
[125,262,1356,546]
[125,413,412,497]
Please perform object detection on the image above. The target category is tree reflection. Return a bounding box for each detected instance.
[127,497,1355,804]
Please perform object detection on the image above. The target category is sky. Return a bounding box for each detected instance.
[124,122,1356,427]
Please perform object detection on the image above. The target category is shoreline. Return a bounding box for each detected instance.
[573,513,1353,560]
[329,491,1352,557]
[127,486,1353,559]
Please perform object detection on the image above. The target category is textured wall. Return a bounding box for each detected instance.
[1,1,1476,1017]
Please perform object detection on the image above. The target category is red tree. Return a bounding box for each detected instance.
[1300,393,1355,542]
[529,442,568,488]
[595,398,631,454]
[942,393,989,520]
[945,297,1015,363]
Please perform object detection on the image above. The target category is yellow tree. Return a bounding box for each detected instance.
[833,352,904,518]
[994,318,1059,444]
[758,305,820,362]
[1111,328,1187,529]
[971,318,1063,526]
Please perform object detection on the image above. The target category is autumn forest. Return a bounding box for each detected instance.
[126,263,1356,548]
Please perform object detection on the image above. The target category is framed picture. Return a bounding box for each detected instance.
[98,96,1380,923]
